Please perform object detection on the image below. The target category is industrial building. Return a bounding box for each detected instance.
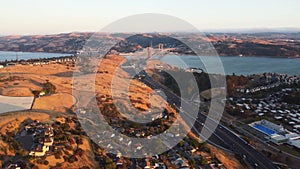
[249,120,300,149]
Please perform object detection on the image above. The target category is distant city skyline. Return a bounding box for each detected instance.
[0,0,300,35]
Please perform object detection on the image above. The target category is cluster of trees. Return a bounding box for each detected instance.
[1,132,22,153]
[42,80,56,94]
[226,75,249,96]
[158,71,211,98]
[104,157,116,169]
[160,70,247,98]
[32,80,57,96]
[282,91,300,105]
[35,158,49,165]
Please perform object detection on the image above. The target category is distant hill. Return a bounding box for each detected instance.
[0,32,299,58]
[0,33,93,54]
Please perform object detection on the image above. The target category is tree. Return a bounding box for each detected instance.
[54,150,62,159]
[75,148,84,157]
[42,80,56,94]
[189,138,199,148]
[189,159,195,166]
[105,157,116,169]
[32,165,39,169]
[44,160,49,165]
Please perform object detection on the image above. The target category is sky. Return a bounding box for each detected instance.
[0,0,299,35]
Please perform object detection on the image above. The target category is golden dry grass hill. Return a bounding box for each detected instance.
[0,55,245,168]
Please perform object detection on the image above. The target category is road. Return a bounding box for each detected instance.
[134,69,278,169]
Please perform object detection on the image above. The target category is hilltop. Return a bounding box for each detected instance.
[0,32,300,57]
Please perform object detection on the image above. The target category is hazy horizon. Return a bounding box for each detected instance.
[1,0,300,35]
[0,27,300,36]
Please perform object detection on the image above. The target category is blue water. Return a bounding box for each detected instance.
[159,55,300,75]
[1,52,299,75]
[0,51,72,62]
[253,124,276,135]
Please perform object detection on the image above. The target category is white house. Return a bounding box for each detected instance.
[29,145,49,157]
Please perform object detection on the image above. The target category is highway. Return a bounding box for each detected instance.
[133,69,278,169]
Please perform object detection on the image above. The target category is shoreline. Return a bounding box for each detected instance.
[0,52,299,76]
[0,50,73,54]
[166,53,300,59]
[1,50,300,59]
